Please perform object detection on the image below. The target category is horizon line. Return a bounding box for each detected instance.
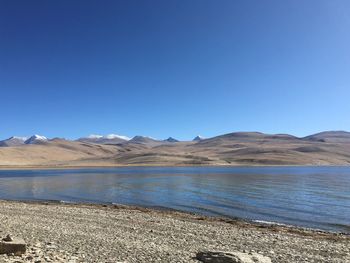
[1,130,349,142]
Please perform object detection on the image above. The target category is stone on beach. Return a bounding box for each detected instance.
[2,234,13,242]
[196,251,272,263]
[0,235,26,255]
[0,200,349,262]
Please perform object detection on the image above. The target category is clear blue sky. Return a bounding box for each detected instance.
[1,0,349,140]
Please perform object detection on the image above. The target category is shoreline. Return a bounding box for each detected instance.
[0,166,349,237]
[0,164,350,170]
[0,200,349,262]
[4,199,350,237]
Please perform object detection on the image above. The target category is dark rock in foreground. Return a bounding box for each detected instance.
[0,235,26,256]
[196,251,272,263]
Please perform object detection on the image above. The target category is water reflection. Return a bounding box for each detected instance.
[0,166,349,232]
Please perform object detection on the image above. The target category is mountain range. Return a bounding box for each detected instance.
[0,135,48,147]
[77,134,130,145]
[0,131,350,167]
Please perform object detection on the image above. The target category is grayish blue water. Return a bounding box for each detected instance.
[0,166,349,233]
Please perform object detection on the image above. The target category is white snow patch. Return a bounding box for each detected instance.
[104,134,130,140]
[87,134,103,139]
[24,135,48,144]
[31,134,47,141]
[11,136,28,141]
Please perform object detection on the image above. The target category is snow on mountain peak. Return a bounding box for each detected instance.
[85,134,130,140]
[24,135,48,144]
[193,135,205,141]
[10,136,28,141]
[87,134,103,139]
[32,134,47,140]
[104,134,131,140]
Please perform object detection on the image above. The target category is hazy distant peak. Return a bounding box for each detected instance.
[87,134,103,139]
[9,136,28,141]
[303,130,350,143]
[50,137,67,142]
[0,136,28,147]
[85,134,130,140]
[129,136,159,144]
[77,134,129,145]
[164,137,179,142]
[193,135,204,141]
[132,135,156,140]
[307,130,350,136]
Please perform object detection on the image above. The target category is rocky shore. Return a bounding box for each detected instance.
[0,200,349,263]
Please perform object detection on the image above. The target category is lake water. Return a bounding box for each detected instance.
[0,166,349,233]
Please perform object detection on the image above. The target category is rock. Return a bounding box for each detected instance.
[0,237,26,256]
[196,251,272,263]
[2,235,13,242]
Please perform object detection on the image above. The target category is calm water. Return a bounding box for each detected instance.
[0,166,349,233]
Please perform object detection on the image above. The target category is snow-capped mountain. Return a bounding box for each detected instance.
[24,135,48,144]
[0,136,27,147]
[87,134,103,139]
[77,134,130,144]
[104,134,131,141]
[0,135,49,146]
[193,135,205,141]
[12,136,28,141]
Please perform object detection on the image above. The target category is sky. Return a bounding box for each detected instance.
[0,0,350,141]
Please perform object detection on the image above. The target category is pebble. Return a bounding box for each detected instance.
[0,200,349,263]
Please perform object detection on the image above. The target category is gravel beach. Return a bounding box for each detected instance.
[0,200,349,263]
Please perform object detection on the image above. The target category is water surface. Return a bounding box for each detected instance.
[0,166,349,233]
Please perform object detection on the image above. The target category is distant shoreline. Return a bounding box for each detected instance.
[0,164,349,170]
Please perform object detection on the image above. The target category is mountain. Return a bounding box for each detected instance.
[195,132,300,146]
[0,136,27,147]
[24,135,48,145]
[303,131,350,143]
[0,139,120,166]
[128,136,159,144]
[104,134,130,140]
[193,135,204,141]
[77,134,103,144]
[1,131,350,167]
[107,130,350,166]
[203,132,297,141]
[77,134,130,145]
[0,135,49,147]
[164,137,179,143]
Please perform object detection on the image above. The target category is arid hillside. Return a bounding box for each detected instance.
[1,131,350,167]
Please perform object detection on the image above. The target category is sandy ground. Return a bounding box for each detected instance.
[0,201,349,263]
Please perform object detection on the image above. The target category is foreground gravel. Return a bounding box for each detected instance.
[0,200,349,263]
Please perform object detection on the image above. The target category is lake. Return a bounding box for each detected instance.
[0,166,349,233]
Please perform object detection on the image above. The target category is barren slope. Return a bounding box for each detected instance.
[1,132,350,167]
[0,139,120,167]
